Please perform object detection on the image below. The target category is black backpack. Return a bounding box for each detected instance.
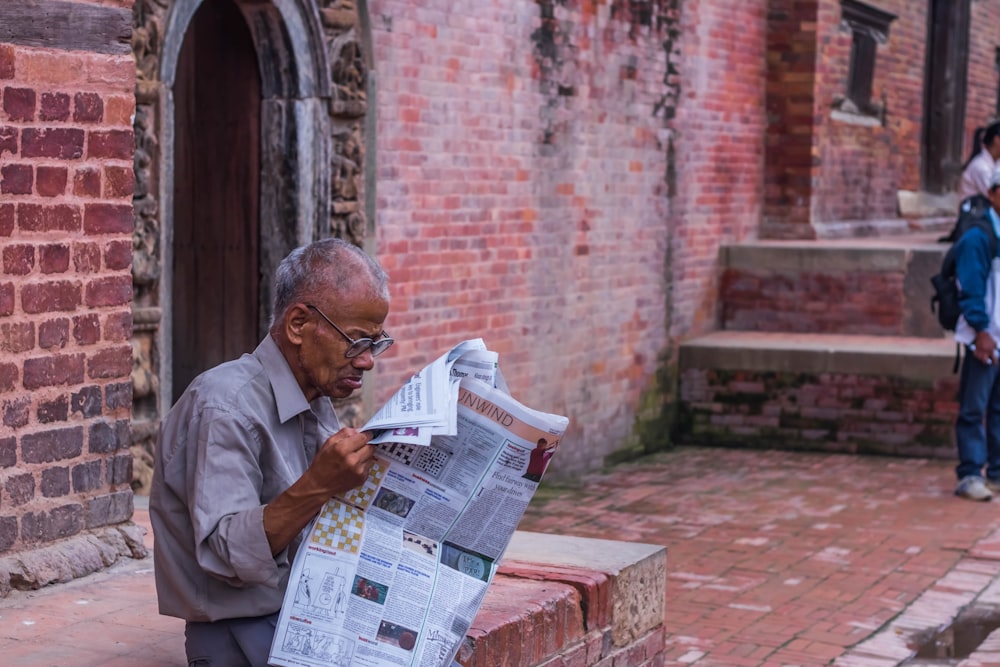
[930,194,997,332]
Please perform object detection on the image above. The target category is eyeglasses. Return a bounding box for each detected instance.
[306,304,394,358]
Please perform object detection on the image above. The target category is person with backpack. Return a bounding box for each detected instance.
[959,121,1000,200]
[953,167,1000,500]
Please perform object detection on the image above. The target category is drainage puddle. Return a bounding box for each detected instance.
[904,605,1000,665]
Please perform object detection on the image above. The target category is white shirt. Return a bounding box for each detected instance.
[959,149,998,199]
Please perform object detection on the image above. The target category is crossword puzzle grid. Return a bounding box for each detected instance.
[310,502,365,553]
[377,442,451,478]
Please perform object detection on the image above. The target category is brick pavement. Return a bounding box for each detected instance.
[2,446,1000,666]
[517,447,1000,667]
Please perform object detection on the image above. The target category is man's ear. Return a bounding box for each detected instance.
[285,304,311,345]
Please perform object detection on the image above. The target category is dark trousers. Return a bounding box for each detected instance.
[184,612,279,667]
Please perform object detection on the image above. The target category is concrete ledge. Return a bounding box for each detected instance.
[457,532,667,667]
[680,331,957,382]
[720,237,944,273]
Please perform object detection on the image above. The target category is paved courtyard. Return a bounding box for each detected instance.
[3,446,1000,666]
[518,447,1000,667]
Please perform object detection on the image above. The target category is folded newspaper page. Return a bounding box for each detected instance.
[269,341,569,667]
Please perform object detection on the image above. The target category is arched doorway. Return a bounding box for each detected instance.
[171,0,261,401]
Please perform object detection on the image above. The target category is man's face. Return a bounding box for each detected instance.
[292,283,389,402]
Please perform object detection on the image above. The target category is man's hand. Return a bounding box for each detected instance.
[263,428,374,555]
[973,330,998,365]
[313,428,375,495]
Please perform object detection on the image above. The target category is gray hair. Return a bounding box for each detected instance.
[270,238,389,329]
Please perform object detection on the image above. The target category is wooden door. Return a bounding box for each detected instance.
[172,0,261,402]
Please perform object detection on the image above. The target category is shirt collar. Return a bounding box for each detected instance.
[254,335,311,424]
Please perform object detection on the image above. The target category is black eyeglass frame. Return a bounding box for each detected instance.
[305,304,394,358]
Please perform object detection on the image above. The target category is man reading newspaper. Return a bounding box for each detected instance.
[150,239,392,666]
[268,340,568,667]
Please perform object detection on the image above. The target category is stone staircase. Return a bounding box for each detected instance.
[676,232,963,458]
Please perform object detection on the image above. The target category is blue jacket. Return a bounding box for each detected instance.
[956,207,1000,332]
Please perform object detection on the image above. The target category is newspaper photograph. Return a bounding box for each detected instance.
[268,341,569,667]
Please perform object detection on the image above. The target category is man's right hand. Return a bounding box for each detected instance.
[263,428,375,555]
[312,428,375,496]
[973,330,998,365]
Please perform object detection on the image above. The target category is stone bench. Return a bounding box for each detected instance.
[460,531,667,667]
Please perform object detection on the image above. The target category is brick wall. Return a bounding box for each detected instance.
[368,0,679,475]
[0,17,136,558]
[965,1,1000,154]
[670,0,768,335]
[763,0,1000,237]
[678,368,957,459]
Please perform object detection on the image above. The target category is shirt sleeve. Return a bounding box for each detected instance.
[188,406,284,589]
[956,227,993,332]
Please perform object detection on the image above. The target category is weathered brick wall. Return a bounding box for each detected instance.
[0,18,136,560]
[678,369,958,459]
[670,0,768,335]
[762,0,818,237]
[764,0,1000,237]
[368,0,682,475]
[965,1,1000,154]
[720,268,906,335]
[811,0,927,227]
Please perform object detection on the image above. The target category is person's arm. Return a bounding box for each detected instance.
[956,227,994,335]
[262,428,374,555]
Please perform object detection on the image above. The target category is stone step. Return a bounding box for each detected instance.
[719,233,950,338]
[677,331,960,458]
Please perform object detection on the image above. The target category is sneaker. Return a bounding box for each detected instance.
[956,475,993,501]
[987,478,1000,495]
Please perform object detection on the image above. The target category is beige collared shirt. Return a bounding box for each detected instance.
[150,335,340,622]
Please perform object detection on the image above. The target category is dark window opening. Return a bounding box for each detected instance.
[836,0,896,116]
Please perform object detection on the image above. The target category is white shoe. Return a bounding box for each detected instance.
[956,476,993,501]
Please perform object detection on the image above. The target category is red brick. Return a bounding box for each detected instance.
[22,128,85,159]
[0,360,16,391]
[3,244,35,275]
[0,283,13,316]
[85,275,130,307]
[1,163,32,195]
[102,310,131,342]
[0,126,16,156]
[72,314,100,345]
[21,280,82,313]
[103,239,131,270]
[73,167,101,197]
[22,353,85,389]
[0,204,11,236]
[103,95,134,126]
[87,129,133,160]
[39,244,70,274]
[0,321,35,354]
[83,203,132,234]
[73,92,103,123]
[18,203,81,232]
[87,344,131,379]
[103,165,134,198]
[38,317,70,349]
[36,166,68,197]
[0,45,14,80]
[3,87,35,121]
[39,92,71,122]
[73,242,101,273]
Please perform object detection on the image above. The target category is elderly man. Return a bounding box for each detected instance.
[150,238,393,665]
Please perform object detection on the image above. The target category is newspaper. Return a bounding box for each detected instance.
[269,340,569,667]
